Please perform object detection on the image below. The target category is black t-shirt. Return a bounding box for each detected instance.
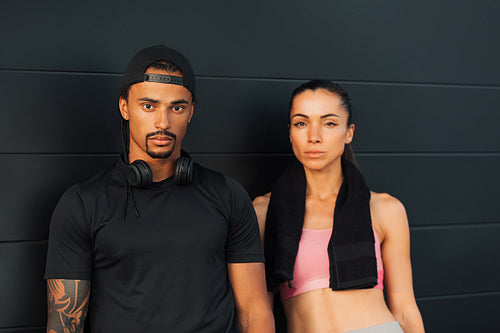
[45,161,264,333]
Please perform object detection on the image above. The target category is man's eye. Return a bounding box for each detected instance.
[173,106,185,112]
[143,104,154,110]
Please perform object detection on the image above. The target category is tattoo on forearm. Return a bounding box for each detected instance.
[47,279,90,333]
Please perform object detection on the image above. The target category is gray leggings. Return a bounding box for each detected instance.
[344,321,403,333]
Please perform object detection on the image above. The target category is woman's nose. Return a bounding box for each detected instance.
[308,125,321,143]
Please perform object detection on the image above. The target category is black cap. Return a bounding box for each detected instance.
[122,45,196,98]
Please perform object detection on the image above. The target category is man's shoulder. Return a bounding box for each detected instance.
[193,162,249,194]
[83,161,120,185]
[193,162,234,191]
[64,162,120,200]
[193,162,225,181]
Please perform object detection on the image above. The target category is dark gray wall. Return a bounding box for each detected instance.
[1,1,499,332]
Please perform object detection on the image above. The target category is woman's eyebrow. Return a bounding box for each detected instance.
[291,113,340,119]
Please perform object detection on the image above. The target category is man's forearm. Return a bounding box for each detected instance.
[47,279,90,333]
[237,309,275,333]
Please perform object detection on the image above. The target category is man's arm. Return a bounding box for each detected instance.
[228,262,275,333]
[47,279,90,333]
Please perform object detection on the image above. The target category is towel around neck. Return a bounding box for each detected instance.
[264,156,378,291]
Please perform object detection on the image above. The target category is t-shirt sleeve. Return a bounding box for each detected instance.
[45,184,93,280]
[224,177,264,263]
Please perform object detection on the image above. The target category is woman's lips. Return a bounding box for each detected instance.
[305,151,325,158]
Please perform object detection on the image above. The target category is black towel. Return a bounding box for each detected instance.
[264,156,378,291]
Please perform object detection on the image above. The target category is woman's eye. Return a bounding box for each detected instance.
[293,121,306,127]
[326,121,337,127]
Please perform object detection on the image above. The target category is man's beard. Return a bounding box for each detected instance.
[145,130,177,159]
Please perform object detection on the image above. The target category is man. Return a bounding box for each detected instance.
[45,45,274,333]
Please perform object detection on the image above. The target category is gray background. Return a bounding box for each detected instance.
[1,1,499,332]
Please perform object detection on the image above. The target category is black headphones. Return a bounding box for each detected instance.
[120,120,193,187]
[121,153,193,187]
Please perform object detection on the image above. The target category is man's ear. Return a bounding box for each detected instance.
[119,97,129,120]
[188,104,194,123]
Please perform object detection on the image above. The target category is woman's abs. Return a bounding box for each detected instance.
[282,288,395,333]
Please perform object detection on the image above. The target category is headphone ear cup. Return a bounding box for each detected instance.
[174,156,193,185]
[127,160,153,188]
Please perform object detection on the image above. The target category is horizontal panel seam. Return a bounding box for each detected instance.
[1,152,500,157]
[417,290,500,301]
[355,152,500,157]
[197,76,500,89]
[411,222,500,230]
[1,69,500,89]
[0,240,47,245]
[0,327,45,331]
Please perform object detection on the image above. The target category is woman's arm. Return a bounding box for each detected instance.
[252,193,275,308]
[372,193,425,333]
[252,193,271,246]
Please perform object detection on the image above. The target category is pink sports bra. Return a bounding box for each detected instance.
[279,228,384,300]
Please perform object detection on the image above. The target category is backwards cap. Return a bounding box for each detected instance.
[122,45,196,98]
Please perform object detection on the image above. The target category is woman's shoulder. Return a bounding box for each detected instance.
[252,192,271,240]
[370,191,409,241]
[253,192,271,207]
[370,191,406,214]
[252,192,271,220]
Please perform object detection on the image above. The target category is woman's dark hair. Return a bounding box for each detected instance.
[289,79,358,166]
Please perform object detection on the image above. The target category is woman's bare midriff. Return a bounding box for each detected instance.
[282,287,395,333]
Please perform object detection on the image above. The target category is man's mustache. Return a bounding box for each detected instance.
[146,130,177,140]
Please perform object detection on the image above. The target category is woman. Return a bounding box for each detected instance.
[253,80,425,333]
